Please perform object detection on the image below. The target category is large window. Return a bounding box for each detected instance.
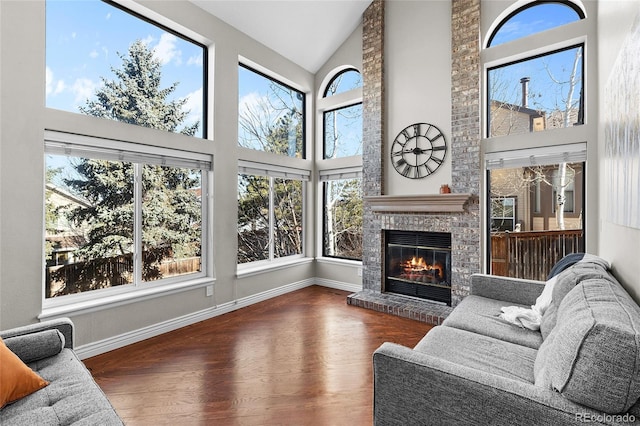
[45,132,211,299]
[237,164,307,265]
[238,64,305,158]
[46,0,206,138]
[484,1,588,280]
[319,68,363,260]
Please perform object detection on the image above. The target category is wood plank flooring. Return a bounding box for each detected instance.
[84,285,433,425]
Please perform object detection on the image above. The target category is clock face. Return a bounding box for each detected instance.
[391,123,447,179]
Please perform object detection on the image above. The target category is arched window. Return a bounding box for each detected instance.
[486,2,585,138]
[318,67,363,261]
[323,68,362,97]
[488,1,584,47]
[322,68,363,159]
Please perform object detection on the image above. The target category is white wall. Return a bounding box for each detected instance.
[0,0,316,347]
[597,0,640,302]
[384,0,452,195]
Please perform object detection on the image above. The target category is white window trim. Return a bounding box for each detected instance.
[43,131,214,314]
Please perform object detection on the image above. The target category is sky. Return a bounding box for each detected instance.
[46,0,204,137]
[490,3,581,46]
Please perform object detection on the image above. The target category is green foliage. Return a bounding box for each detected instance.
[79,40,199,136]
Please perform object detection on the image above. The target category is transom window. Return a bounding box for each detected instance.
[238,64,305,158]
[323,68,362,97]
[46,0,206,138]
[488,2,583,47]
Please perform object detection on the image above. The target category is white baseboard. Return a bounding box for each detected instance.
[314,278,362,293]
[76,278,359,359]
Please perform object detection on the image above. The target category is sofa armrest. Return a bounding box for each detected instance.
[373,342,618,425]
[470,273,545,306]
[0,317,74,349]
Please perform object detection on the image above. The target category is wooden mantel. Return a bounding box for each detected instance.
[365,193,477,213]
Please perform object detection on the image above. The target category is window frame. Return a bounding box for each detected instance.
[320,171,363,261]
[322,102,364,160]
[236,161,310,275]
[486,43,584,139]
[42,130,214,316]
[482,0,592,275]
[46,0,208,139]
[322,67,362,98]
[237,63,307,159]
[486,1,585,48]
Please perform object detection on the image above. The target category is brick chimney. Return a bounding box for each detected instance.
[520,77,530,107]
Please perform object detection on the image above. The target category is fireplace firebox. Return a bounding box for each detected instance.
[384,230,452,306]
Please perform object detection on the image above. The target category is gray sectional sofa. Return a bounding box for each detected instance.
[373,256,640,425]
[0,318,123,425]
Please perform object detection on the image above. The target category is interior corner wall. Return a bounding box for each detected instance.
[597,0,640,303]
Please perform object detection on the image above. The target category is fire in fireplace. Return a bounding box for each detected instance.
[385,230,452,305]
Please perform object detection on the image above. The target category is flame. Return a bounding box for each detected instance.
[406,256,427,269]
[401,257,444,280]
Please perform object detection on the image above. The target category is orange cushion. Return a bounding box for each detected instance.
[0,337,49,408]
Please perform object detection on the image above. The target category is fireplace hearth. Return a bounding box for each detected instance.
[385,231,452,305]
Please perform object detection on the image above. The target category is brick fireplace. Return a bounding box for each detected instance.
[346,0,482,325]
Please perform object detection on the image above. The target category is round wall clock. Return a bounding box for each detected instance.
[390,122,447,179]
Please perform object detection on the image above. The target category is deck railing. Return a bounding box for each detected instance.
[491,229,584,281]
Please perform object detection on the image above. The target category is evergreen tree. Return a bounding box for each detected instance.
[80,40,199,135]
[61,40,202,285]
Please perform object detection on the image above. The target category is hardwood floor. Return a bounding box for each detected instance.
[84,285,433,425]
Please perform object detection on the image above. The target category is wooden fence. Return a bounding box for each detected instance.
[491,229,584,281]
[47,255,201,297]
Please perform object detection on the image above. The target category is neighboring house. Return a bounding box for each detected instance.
[45,183,90,267]
[490,99,545,136]
[490,163,584,232]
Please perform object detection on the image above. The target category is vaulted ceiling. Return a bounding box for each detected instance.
[189,1,372,73]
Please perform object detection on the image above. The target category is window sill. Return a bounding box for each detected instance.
[236,257,313,278]
[40,277,214,320]
[316,257,362,267]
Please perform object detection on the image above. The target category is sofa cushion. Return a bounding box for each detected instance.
[539,258,612,339]
[0,348,123,426]
[534,277,640,414]
[0,338,49,409]
[442,295,543,349]
[415,326,537,383]
[4,329,65,364]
